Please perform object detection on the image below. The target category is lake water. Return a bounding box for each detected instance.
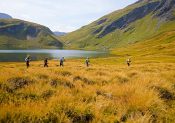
[0,49,108,62]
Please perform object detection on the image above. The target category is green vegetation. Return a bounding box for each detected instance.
[60,0,175,50]
[0,19,63,49]
[112,30,175,57]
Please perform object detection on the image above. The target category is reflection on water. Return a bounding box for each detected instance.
[0,50,108,62]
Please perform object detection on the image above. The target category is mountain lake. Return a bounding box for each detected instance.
[0,49,108,62]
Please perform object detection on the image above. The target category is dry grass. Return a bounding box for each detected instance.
[0,57,175,122]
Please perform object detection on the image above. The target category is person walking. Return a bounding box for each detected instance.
[85,57,90,67]
[60,57,65,67]
[25,56,31,68]
[44,58,48,67]
[126,58,131,67]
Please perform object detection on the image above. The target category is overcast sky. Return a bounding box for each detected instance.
[0,0,137,32]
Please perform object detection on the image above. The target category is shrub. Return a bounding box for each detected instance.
[153,86,175,100]
[41,90,55,99]
[50,79,59,87]
[65,109,94,123]
[73,76,95,85]
[7,77,33,90]
[50,78,75,89]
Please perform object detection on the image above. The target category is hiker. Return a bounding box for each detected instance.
[126,58,131,66]
[85,57,90,67]
[25,56,31,68]
[44,58,48,67]
[60,57,65,67]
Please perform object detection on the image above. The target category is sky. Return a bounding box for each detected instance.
[0,0,137,32]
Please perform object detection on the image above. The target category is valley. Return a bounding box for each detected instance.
[0,0,175,122]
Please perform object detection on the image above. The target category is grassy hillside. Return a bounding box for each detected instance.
[60,0,175,50]
[0,19,63,49]
[0,56,175,122]
[111,30,175,57]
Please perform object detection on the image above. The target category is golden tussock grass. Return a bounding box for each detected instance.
[0,57,175,122]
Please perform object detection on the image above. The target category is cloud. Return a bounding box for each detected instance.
[0,0,137,32]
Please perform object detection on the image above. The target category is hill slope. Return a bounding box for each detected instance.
[61,0,175,51]
[54,31,67,36]
[0,13,12,19]
[0,19,63,49]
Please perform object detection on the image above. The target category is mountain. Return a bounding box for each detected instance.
[54,31,67,36]
[0,19,63,49]
[0,13,12,19]
[61,0,175,51]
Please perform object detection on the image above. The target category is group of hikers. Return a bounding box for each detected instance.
[25,56,131,68]
[25,56,91,68]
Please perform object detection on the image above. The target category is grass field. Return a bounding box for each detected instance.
[0,56,175,122]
